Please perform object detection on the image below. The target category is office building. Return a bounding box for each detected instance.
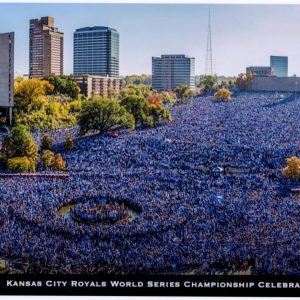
[29,16,64,78]
[270,56,288,77]
[72,75,123,98]
[152,55,195,91]
[73,26,119,77]
[0,32,14,125]
[246,66,274,77]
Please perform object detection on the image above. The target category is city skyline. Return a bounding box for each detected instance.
[1,4,300,76]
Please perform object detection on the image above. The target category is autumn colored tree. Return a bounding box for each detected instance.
[14,79,54,113]
[7,157,31,173]
[214,88,232,101]
[13,78,81,130]
[236,72,253,91]
[282,156,300,179]
[147,95,162,107]
[51,153,66,171]
[147,95,172,125]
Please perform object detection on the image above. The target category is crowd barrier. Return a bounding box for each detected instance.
[0,173,70,179]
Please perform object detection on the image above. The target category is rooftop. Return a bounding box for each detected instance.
[75,26,118,33]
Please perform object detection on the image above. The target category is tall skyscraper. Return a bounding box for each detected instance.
[73,26,119,77]
[270,56,288,77]
[29,16,64,78]
[152,55,195,91]
[0,32,14,125]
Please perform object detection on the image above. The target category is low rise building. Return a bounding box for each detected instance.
[72,75,123,99]
[246,66,274,77]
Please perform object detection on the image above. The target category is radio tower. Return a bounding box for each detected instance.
[205,8,213,75]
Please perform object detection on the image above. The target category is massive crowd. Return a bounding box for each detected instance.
[1,92,300,274]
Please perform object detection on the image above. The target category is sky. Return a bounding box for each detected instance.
[1,3,300,76]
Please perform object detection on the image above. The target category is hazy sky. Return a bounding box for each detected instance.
[1,3,300,76]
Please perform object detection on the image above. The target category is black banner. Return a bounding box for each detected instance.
[0,275,300,296]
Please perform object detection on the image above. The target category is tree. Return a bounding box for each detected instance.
[7,157,31,173]
[15,76,24,83]
[175,84,196,101]
[124,74,151,86]
[159,91,177,104]
[23,136,39,172]
[108,87,118,100]
[46,76,81,100]
[147,95,162,107]
[175,84,189,100]
[121,95,153,127]
[52,153,66,171]
[236,72,253,91]
[64,134,74,150]
[79,99,135,135]
[68,100,83,114]
[41,134,53,151]
[14,78,81,130]
[147,95,172,125]
[199,75,218,92]
[149,105,172,126]
[184,89,197,99]
[214,88,232,101]
[14,79,54,112]
[4,125,39,172]
[1,136,14,160]
[120,85,153,100]
[282,156,300,179]
[42,150,55,169]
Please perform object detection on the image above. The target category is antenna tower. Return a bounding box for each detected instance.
[205,8,214,75]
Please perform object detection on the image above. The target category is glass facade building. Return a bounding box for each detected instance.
[270,56,288,77]
[152,55,195,91]
[73,26,119,77]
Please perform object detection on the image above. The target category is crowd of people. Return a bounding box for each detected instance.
[0,91,300,274]
[70,198,132,224]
